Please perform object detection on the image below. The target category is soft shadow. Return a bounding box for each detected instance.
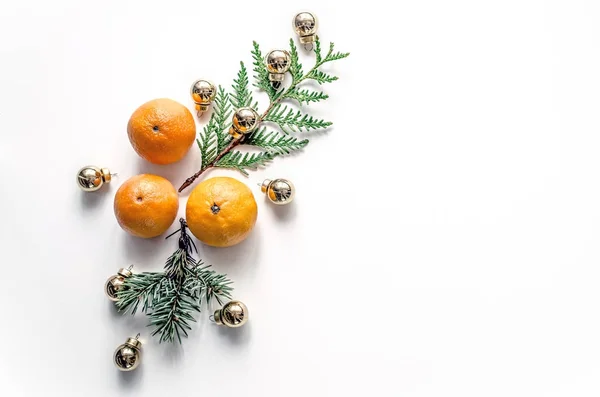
[107,300,122,319]
[200,224,261,278]
[78,186,112,210]
[107,300,148,331]
[297,126,332,140]
[159,340,185,365]
[300,79,324,90]
[117,364,144,388]
[216,322,252,346]
[267,199,298,222]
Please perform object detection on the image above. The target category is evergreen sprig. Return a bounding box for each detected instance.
[251,42,278,101]
[288,40,303,82]
[116,219,233,343]
[306,69,338,84]
[286,88,329,105]
[215,150,273,176]
[197,87,233,168]
[245,128,309,155]
[264,103,332,133]
[179,37,349,192]
[231,62,256,109]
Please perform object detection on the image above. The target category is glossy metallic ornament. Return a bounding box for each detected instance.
[76,166,113,192]
[213,300,248,328]
[293,12,318,49]
[265,50,291,89]
[229,107,260,139]
[114,334,142,372]
[190,79,216,117]
[260,178,295,205]
[105,266,133,302]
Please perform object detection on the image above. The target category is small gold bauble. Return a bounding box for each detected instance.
[190,79,216,116]
[76,166,112,192]
[293,12,318,46]
[260,178,295,205]
[229,107,260,139]
[114,334,142,372]
[265,50,291,86]
[214,300,248,328]
[104,266,133,302]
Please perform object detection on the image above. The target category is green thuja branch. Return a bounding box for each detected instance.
[245,127,308,155]
[178,37,349,192]
[116,219,233,343]
[263,104,332,133]
[214,151,274,176]
[251,42,278,101]
[286,88,329,105]
[231,62,257,110]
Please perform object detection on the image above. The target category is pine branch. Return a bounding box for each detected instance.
[214,150,273,176]
[186,263,234,306]
[116,219,234,343]
[149,279,200,343]
[116,273,165,315]
[146,221,200,343]
[245,127,309,155]
[264,104,332,133]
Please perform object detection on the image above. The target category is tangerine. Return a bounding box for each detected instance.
[127,98,196,165]
[114,174,179,238]
[186,177,258,247]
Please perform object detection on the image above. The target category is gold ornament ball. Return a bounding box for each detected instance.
[261,178,295,205]
[104,267,133,302]
[229,107,259,138]
[114,336,142,372]
[214,300,249,328]
[76,166,112,192]
[293,12,318,44]
[265,50,291,82]
[190,79,216,113]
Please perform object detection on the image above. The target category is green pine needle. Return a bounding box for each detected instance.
[149,280,200,344]
[115,272,165,315]
[186,264,234,306]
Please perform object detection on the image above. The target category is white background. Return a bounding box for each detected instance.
[1,0,600,396]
